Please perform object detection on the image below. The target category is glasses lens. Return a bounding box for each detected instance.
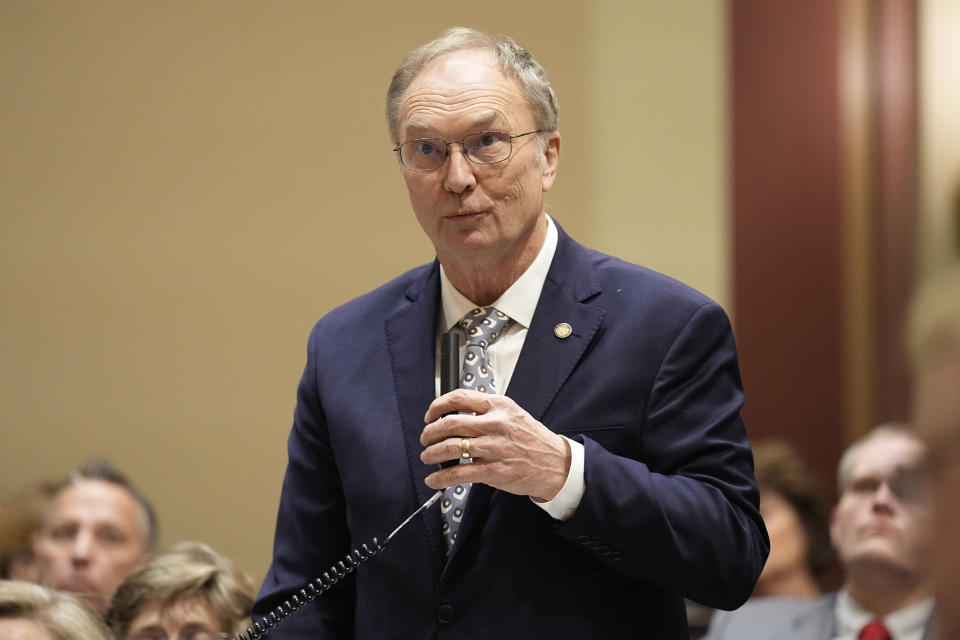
[463,131,511,164]
[401,138,446,170]
[890,465,928,504]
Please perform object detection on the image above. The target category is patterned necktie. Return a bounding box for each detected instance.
[859,620,892,640]
[440,306,513,554]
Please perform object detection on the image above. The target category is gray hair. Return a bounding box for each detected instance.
[836,423,916,492]
[106,541,256,638]
[385,27,559,144]
[0,580,111,640]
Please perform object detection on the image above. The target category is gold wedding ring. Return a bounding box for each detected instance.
[460,437,471,459]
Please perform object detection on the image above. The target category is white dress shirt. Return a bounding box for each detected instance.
[434,214,585,521]
[832,589,934,640]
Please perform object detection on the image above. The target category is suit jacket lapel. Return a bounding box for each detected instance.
[506,227,605,420]
[450,226,605,558]
[384,261,448,566]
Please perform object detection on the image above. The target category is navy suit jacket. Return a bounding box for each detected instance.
[255,223,768,639]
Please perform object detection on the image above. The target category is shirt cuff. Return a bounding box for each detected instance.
[530,436,585,521]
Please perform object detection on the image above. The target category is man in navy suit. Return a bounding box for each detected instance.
[253,27,768,639]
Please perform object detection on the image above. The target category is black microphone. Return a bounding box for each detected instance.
[438,331,460,470]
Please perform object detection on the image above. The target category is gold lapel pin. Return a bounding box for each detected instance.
[554,323,573,339]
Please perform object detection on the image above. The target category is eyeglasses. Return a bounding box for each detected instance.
[845,465,928,505]
[127,630,230,640]
[393,130,542,171]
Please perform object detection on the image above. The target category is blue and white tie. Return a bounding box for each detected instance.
[440,306,513,554]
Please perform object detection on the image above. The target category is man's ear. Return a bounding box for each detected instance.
[828,504,841,550]
[541,131,561,192]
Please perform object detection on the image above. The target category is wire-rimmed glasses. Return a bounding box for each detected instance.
[393,130,542,171]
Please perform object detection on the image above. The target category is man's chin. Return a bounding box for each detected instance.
[59,578,108,612]
[77,591,111,615]
[849,545,920,578]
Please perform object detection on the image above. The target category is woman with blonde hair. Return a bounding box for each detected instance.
[106,541,256,640]
[0,579,111,640]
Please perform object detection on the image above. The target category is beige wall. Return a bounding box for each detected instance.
[0,1,729,582]
[588,1,730,306]
[918,0,960,276]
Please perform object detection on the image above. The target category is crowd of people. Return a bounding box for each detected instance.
[2,25,959,640]
[0,462,256,640]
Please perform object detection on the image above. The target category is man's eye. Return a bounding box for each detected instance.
[478,133,497,147]
[850,478,880,494]
[98,529,127,544]
[415,141,439,156]
[50,525,76,541]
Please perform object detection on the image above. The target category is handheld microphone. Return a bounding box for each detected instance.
[438,331,460,470]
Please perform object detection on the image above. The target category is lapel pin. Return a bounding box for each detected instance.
[554,322,573,339]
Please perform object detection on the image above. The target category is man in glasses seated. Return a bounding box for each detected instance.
[254,26,768,639]
[705,425,936,640]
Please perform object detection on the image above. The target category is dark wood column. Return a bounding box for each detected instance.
[871,0,918,423]
[730,0,918,487]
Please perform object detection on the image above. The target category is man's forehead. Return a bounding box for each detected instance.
[850,435,924,477]
[49,479,141,523]
[403,110,505,134]
[131,592,218,628]
[414,48,502,82]
[399,51,528,128]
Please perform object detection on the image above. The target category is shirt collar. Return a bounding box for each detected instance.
[835,589,935,638]
[440,214,558,331]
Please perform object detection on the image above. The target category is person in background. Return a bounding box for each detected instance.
[908,262,960,640]
[255,25,767,639]
[751,439,834,598]
[705,425,935,640]
[0,579,111,640]
[106,540,256,640]
[689,439,836,639]
[32,460,157,616]
[1,482,57,582]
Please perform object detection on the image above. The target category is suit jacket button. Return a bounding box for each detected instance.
[577,535,594,544]
[437,603,456,624]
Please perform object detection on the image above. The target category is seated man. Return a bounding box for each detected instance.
[32,460,157,616]
[705,425,935,640]
[106,540,256,640]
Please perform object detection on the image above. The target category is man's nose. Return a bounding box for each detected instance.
[70,531,93,563]
[871,481,897,511]
[442,145,477,194]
